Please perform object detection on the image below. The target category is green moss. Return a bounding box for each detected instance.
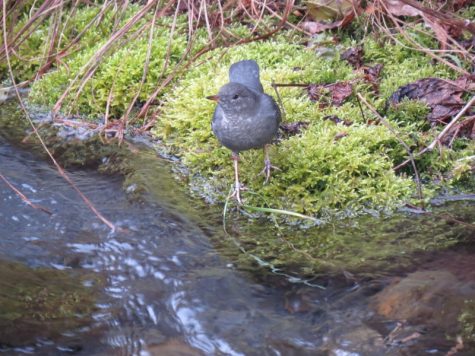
[151,28,475,219]
[224,201,474,276]
[459,299,475,343]
[26,9,283,118]
[30,31,187,116]
[9,3,474,221]
[1,4,142,83]
[27,5,188,117]
[154,37,441,219]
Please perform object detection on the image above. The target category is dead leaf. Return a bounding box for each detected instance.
[302,21,337,34]
[389,76,475,124]
[308,81,353,108]
[302,0,360,35]
[422,14,450,50]
[323,115,353,126]
[341,46,364,69]
[305,0,354,22]
[383,0,471,49]
[334,131,349,140]
[363,63,384,92]
[384,0,422,17]
[279,121,309,136]
[444,115,475,145]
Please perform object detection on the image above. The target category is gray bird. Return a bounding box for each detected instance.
[207,60,281,203]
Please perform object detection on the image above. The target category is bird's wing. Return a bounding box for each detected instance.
[229,60,264,93]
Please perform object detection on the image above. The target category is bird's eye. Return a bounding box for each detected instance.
[233,94,239,100]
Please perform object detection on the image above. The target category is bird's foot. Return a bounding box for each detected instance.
[259,159,281,184]
[228,183,247,205]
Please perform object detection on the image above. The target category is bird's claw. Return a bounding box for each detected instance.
[228,183,247,204]
[259,159,281,184]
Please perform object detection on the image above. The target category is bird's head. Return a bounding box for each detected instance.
[207,83,259,116]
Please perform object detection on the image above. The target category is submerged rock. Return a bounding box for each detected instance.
[374,270,475,325]
[0,259,100,347]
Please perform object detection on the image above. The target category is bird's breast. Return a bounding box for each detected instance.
[212,104,279,152]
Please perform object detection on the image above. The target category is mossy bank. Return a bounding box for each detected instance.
[1,95,474,279]
[153,37,474,221]
[4,4,474,223]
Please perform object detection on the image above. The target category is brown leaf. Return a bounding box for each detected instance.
[363,63,384,92]
[444,115,475,144]
[389,75,475,124]
[334,131,349,140]
[307,81,353,108]
[301,10,355,34]
[383,0,472,48]
[388,0,475,36]
[422,14,450,50]
[279,121,309,136]
[384,0,422,17]
[341,47,364,69]
[306,0,354,22]
[302,21,337,34]
[364,63,384,81]
[323,115,353,126]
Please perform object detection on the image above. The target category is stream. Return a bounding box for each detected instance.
[1,115,475,355]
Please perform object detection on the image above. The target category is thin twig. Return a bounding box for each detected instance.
[122,0,163,127]
[395,95,475,170]
[272,83,309,88]
[271,80,286,121]
[0,173,52,215]
[426,96,475,151]
[137,0,294,119]
[52,0,163,114]
[2,1,115,231]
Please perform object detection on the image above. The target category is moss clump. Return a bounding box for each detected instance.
[226,202,474,276]
[11,3,474,220]
[150,29,475,219]
[27,8,188,117]
[25,7,283,118]
[1,5,142,83]
[459,299,475,344]
[153,37,432,219]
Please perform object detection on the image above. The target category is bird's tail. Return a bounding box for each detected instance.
[229,60,264,93]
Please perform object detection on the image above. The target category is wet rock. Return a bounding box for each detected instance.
[0,259,99,347]
[145,338,204,356]
[328,325,385,355]
[284,288,323,314]
[373,270,475,329]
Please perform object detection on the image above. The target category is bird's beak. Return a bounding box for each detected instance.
[206,95,220,102]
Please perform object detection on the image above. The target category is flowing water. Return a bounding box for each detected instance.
[1,114,475,355]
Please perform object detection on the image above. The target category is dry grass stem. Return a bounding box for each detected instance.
[0,172,52,215]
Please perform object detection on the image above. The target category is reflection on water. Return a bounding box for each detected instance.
[1,135,474,355]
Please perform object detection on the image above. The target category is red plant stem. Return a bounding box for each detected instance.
[0,173,52,215]
[2,0,116,231]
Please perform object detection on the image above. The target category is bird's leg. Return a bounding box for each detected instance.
[229,152,244,204]
[259,144,281,184]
